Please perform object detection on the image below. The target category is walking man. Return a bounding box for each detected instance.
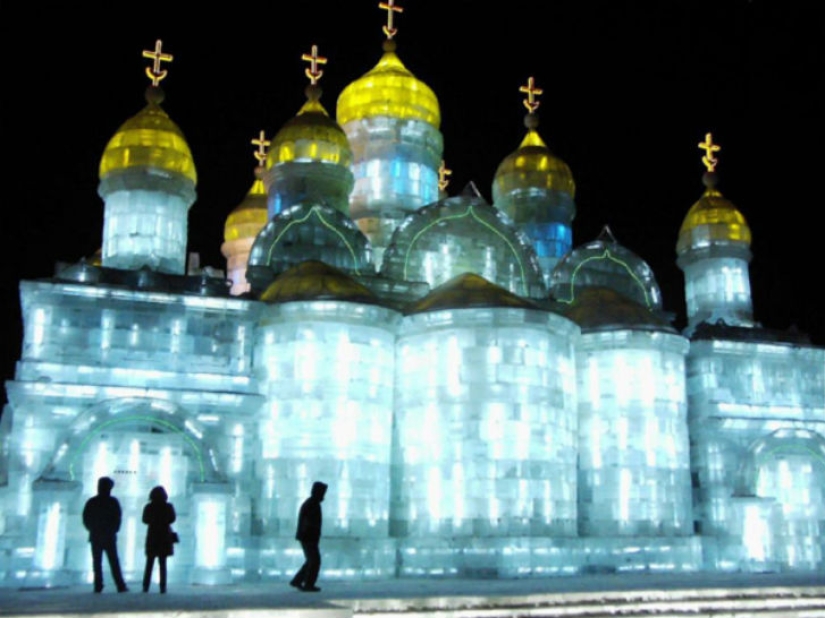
[82,476,129,593]
[289,481,327,592]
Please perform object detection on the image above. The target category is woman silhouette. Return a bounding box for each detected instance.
[141,485,177,593]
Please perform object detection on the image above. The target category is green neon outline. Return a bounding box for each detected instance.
[754,443,825,471]
[556,249,652,307]
[266,206,361,275]
[402,205,528,295]
[66,415,207,483]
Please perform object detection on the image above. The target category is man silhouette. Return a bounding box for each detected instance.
[289,481,327,592]
[82,476,128,593]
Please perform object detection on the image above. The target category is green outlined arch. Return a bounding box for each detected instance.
[738,428,825,497]
[556,249,653,308]
[264,205,365,274]
[38,397,225,484]
[401,205,529,296]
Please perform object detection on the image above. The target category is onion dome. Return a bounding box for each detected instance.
[492,77,576,280]
[224,178,268,243]
[337,39,440,128]
[676,157,751,258]
[381,181,547,299]
[98,85,197,195]
[260,260,378,304]
[550,226,663,311]
[405,272,540,315]
[267,90,352,169]
[97,40,196,275]
[264,45,353,218]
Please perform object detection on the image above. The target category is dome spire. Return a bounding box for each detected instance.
[222,130,270,296]
[380,0,404,40]
[677,132,755,334]
[437,160,452,198]
[142,39,173,86]
[492,75,576,285]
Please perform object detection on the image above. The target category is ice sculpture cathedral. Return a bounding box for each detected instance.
[1,7,824,588]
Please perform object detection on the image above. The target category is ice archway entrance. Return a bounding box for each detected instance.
[32,398,230,586]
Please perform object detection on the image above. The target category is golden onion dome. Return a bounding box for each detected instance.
[494,128,575,197]
[267,91,353,169]
[676,173,751,255]
[336,40,440,128]
[224,178,268,242]
[260,260,378,304]
[99,88,197,185]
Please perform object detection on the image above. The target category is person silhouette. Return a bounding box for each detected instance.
[141,485,177,593]
[289,481,327,592]
[82,476,128,593]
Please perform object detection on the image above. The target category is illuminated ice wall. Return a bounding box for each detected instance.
[393,291,579,575]
[2,21,825,590]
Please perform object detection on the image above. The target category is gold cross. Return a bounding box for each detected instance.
[698,132,721,172]
[520,77,542,113]
[252,130,271,166]
[301,45,327,85]
[142,40,173,86]
[438,160,452,192]
[379,0,403,39]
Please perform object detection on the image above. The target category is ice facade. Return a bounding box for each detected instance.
[2,24,825,589]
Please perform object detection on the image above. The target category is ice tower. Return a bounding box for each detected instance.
[221,132,269,296]
[676,134,754,335]
[552,229,696,564]
[336,1,443,265]
[98,41,197,275]
[263,46,354,219]
[493,78,576,285]
[247,45,373,294]
[679,136,825,573]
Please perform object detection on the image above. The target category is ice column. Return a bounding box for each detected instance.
[394,306,579,573]
[255,301,399,541]
[576,330,693,537]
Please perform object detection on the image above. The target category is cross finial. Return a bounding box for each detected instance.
[142,40,173,86]
[379,0,404,39]
[251,130,270,167]
[698,132,721,172]
[520,77,542,114]
[301,45,327,85]
[438,160,452,192]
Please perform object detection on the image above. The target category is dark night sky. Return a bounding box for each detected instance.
[2,1,824,404]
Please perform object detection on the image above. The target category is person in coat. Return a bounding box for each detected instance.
[141,485,177,593]
[82,476,129,593]
[289,480,327,592]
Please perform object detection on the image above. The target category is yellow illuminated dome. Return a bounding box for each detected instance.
[336,40,440,127]
[224,178,268,242]
[267,91,353,168]
[676,173,751,255]
[99,89,197,185]
[494,127,575,198]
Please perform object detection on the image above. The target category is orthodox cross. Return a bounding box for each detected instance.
[379,0,403,39]
[520,76,542,113]
[438,160,452,192]
[142,40,173,86]
[301,45,327,85]
[698,132,721,172]
[252,130,270,167]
